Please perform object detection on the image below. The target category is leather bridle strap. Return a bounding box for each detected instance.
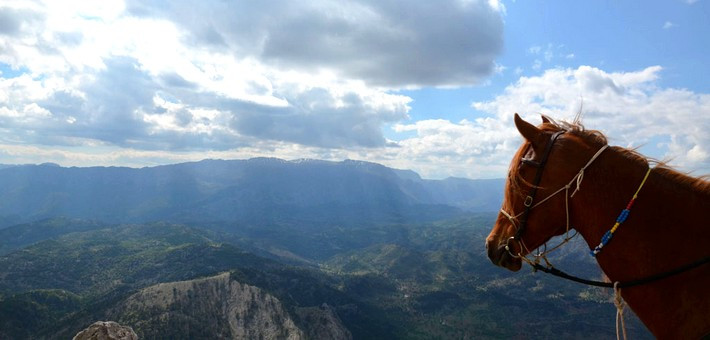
[513,130,565,241]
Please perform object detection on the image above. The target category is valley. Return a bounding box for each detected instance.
[0,159,652,339]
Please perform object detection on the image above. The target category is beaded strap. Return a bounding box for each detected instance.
[590,167,652,257]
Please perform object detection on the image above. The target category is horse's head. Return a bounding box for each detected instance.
[485,114,606,271]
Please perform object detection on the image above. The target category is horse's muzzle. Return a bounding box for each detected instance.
[485,237,523,272]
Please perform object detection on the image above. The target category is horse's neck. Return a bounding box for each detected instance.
[569,147,710,338]
[570,148,709,282]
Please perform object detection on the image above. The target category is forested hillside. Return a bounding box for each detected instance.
[0,216,652,339]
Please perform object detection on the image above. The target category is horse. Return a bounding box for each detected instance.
[485,114,710,339]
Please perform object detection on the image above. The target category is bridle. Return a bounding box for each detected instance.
[497,126,710,340]
[500,129,609,265]
[507,130,563,242]
[498,128,710,290]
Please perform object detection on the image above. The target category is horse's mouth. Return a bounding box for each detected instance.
[489,244,523,272]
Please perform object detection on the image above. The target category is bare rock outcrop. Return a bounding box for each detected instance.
[73,321,137,340]
[109,272,323,339]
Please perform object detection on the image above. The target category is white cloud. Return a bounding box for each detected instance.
[528,46,542,55]
[526,43,574,69]
[0,0,503,156]
[388,118,516,178]
[360,65,709,178]
[471,65,709,173]
[663,21,675,29]
[2,64,708,179]
[686,144,708,162]
[2,2,707,180]
[124,0,504,88]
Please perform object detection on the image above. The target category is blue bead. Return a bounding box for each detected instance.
[617,210,629,223]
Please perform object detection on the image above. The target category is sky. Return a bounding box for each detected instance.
[0,0,708,179]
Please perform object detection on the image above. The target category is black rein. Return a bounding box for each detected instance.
[531,256,710,288]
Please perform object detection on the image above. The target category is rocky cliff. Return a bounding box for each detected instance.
[109,272,351,339]
[73,321,137,340]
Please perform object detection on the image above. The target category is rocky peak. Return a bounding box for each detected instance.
[108,272,350,339]
[73,321,137,340]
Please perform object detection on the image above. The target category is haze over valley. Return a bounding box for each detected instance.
[0,159,651,339]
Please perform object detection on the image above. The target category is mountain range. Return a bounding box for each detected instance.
[0,158,503,228]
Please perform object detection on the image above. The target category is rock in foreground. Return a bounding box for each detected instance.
[73,321,138,340]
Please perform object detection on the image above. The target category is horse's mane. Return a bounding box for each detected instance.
[506,116,710,197]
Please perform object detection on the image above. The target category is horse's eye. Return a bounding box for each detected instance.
[521,158,541,167]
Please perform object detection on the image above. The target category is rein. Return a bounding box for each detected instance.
[530,255,710,288]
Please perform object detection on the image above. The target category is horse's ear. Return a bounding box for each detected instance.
[541,115,551,124]
[514,113,543,144]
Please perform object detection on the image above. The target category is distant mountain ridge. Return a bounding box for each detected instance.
[0,158,503,227]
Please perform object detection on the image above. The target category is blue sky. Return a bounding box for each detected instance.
[0,0,708,178]
[403,0,709,120]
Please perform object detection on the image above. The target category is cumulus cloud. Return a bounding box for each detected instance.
[525,43,573,72]
[343,65,710,178]
[388,118,516,178]
[0,0,503,156]
[467,65,709,173]
[353,65,707,178]
[125,0,504,87]
[3,1,707,180]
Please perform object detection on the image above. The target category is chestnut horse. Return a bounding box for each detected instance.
[485,114,710,339]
